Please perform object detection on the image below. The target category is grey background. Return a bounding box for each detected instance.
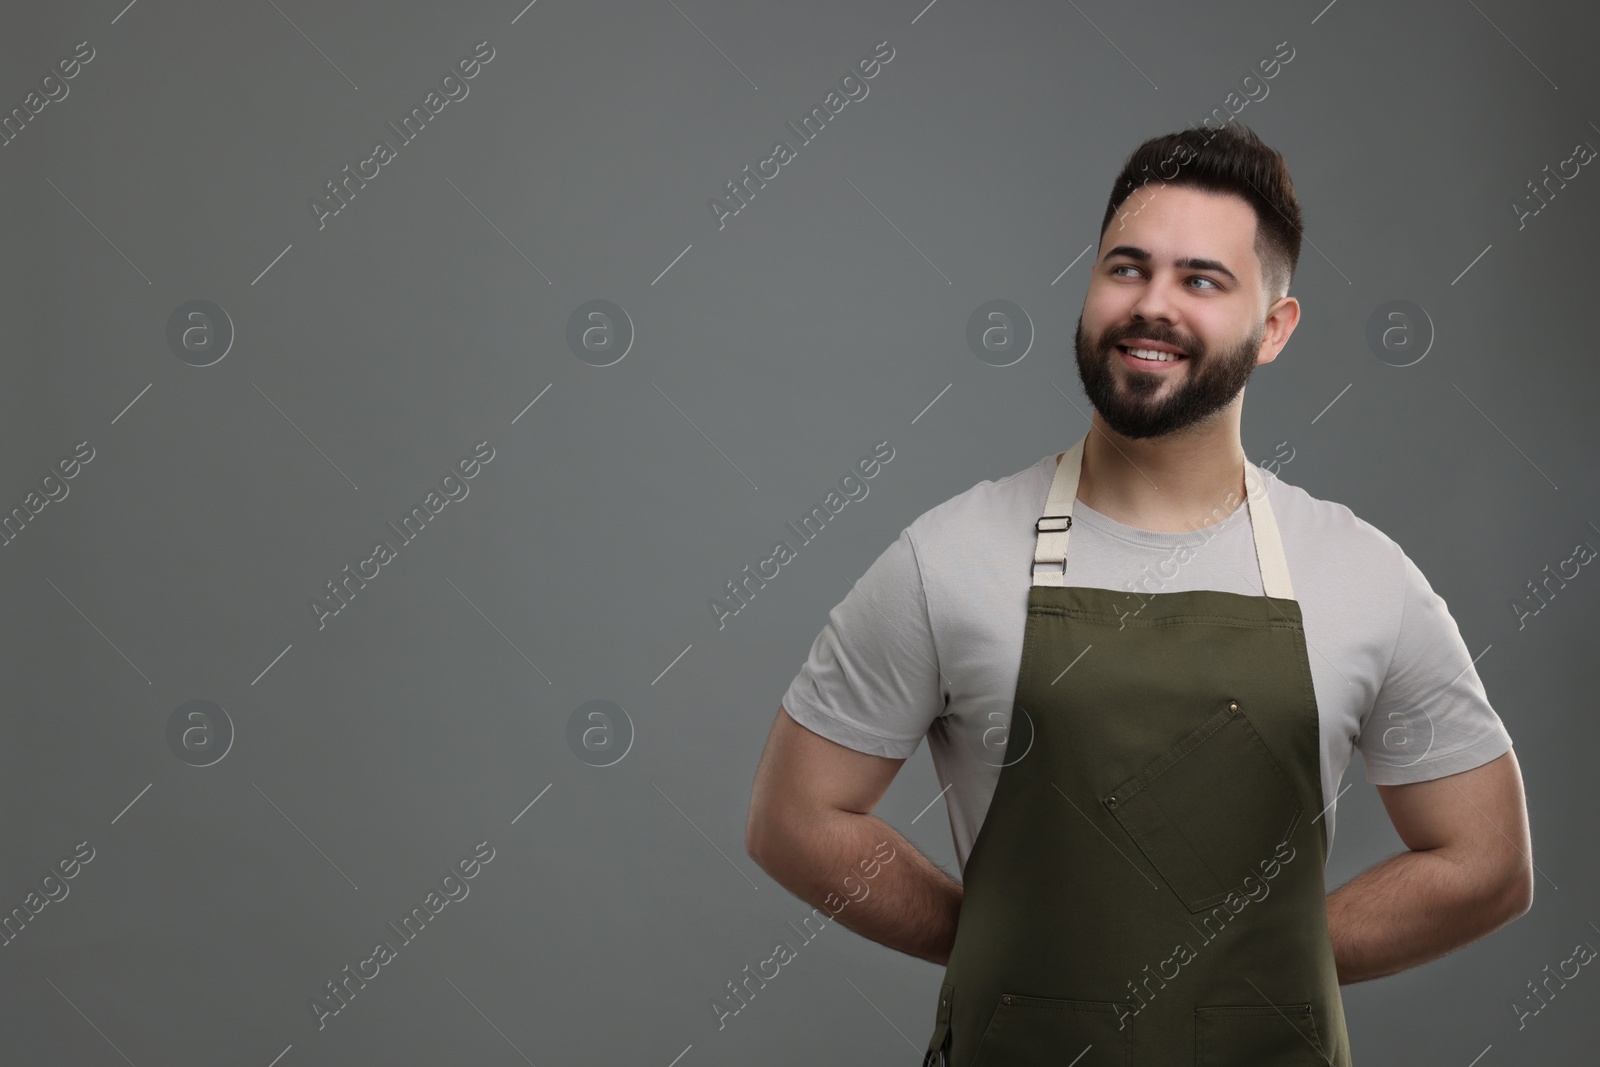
[2,0,1596,1063]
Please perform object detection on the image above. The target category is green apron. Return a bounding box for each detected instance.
[922,434,1352,1065]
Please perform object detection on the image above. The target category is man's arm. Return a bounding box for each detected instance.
[1326,748,1533,984]
[745,706,962,966]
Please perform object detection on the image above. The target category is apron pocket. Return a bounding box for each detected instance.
[970,993,1133,1065]
[1194,1003,1327,1065]
[1104,700,1302,913]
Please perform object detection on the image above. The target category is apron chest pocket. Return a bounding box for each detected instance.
[1104,700,1302,914]
[970,994,1133,1066]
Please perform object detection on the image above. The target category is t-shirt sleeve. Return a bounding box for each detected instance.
[780,527,944,759]
[1355,548,1513,785]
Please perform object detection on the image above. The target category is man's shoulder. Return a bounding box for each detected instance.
[1263,466,1404,574]
[904,451,1056,550]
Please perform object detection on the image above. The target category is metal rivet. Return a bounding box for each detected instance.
[1228,702,1239,713]
[1002,995,1013,1005]
[1106,795,1118,808]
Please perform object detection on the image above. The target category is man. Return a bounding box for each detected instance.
[744,124,1533,1065]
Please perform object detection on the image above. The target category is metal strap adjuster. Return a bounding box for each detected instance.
[1030,557,1067,579]
[1032,514,1071,580]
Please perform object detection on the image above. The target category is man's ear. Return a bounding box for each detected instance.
[1256,296,1300,365]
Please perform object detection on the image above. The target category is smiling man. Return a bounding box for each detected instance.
[745,124,1532,1065]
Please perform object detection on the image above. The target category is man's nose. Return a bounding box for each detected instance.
[1127,277,1181,323]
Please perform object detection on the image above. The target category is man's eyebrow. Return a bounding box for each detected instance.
[1101,245,1239,286]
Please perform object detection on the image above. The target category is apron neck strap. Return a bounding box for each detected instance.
[1031,433,1295,600]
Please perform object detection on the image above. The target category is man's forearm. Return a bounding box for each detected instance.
[752,809,963,966]
[1327,846,1523,984]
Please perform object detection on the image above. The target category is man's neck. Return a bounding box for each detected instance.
[1071,416,1249,533]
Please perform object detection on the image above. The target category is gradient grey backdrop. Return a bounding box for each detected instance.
[3,0,1596,1063]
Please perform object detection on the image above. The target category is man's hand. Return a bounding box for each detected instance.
[1327,748,1533,983]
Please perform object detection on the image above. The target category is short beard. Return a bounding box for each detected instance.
[1074,315,1263,440]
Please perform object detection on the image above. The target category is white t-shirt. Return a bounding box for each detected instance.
[782,450,1513,874]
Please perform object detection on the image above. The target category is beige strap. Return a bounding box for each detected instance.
[1031,434,1294,599]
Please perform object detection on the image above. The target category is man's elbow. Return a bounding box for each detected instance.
[746,803,822,885]
[1473,849,1535,926]
[744,805,790,871]
[1500,863,1535,921]
[744,810,768,865]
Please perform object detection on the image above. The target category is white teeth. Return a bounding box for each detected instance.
[1125,346,1183,362]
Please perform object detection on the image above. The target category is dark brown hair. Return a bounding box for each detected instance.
[1099,123,1303,301]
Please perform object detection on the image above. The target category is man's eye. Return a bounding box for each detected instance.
[1108,266,1220,289]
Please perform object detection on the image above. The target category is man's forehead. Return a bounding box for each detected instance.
[1104,186,1259,264]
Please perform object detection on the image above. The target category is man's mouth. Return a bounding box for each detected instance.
[1115,343,1188,365]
